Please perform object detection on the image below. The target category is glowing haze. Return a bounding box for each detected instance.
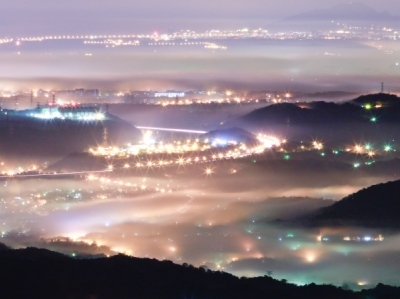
[2,0,400,291]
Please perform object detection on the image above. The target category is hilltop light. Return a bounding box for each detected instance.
[370,117,376,122]
[364,104,372,110]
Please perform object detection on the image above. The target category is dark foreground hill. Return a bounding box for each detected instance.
[0,245,399,299]
[306,180,400,228]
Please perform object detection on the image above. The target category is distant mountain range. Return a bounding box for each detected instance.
[287,3,394,22]
[270,3,400,31]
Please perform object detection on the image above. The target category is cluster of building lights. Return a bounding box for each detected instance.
[318,235,384,242]
[204,43,227,50]
[310,140,394,156]
[17,35,138,42]
[343,235,384,242]
[312,141,324,150]
[346,143,393,155]
[0,38,13,44]
[84,39,140,46]
[30,103,105,121]
[31,110,105,121]
[89,131,283,169]
[157,97,263,106]
[5,25,398,49]
[0,163,39,177]
[0,23,396,54]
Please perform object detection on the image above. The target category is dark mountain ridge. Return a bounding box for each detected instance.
[242,93,400,125]
[269,3,400,31]
[0,244,399,299]
[305,180,400,228]
[0,112,141,157]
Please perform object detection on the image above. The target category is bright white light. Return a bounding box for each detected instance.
[257,134,281,148]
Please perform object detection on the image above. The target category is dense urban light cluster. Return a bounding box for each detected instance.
[7,25,400,47]
[1,120,400,286]
[88,130,282,167]
[2,2,400,290]
[156,97,264,106]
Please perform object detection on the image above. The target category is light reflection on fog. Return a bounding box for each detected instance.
[0,168,398,287]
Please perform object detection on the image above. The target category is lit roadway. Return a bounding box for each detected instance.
[136,126,207,134]
[0,169,112,179]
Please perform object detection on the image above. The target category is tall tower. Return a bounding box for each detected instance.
[52,92,56,105]
[103,127,109,148]
[30,90,33,108]
[381,82,384,93]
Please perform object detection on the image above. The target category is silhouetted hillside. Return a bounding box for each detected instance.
[306,180,400,228]
[0,244,400,299]
[242,95,400,125]
[270,3,400,31]
[0,113,141,157]
[242,102,363,125]
[351,93,400,107]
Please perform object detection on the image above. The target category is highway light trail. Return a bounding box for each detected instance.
[0,169,112,178]
[136,126,207,134]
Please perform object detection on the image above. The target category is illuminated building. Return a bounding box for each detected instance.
[154,91,185,98]
[31,105,105,121]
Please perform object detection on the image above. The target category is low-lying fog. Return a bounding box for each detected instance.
[0,160,398,288]
[1,35,400,289]
[0,39,399,93]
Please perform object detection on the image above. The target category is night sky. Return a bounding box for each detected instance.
[0,1,399,35]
